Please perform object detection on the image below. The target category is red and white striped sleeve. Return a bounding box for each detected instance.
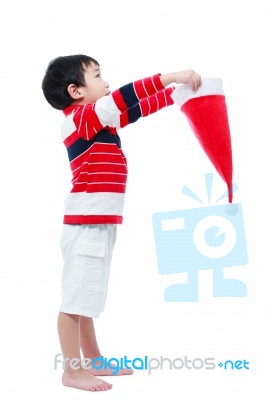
[110,73,165,113]
[63,74,174,142]
[119,87,175,128]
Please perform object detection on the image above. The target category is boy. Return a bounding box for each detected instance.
[42,55,201,392]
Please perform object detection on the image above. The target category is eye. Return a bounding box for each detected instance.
[95,74,101,78]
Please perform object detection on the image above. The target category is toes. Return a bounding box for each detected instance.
[94,383,111,391]
[103,383,112,390]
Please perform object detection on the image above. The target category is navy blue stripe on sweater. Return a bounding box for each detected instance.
[67,137,94,162]
[67,129,121,162]
[127,104,142,124]
[119,83,139,108]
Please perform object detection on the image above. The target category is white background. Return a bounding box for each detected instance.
[0,0,265,398]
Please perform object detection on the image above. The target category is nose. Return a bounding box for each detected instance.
[104,81,109,88]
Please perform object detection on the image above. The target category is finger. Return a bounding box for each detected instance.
[192,78,198,91]
[195,76,201,90]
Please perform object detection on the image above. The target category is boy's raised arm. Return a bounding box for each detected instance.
[109,70,201,114]
[73,70,201,140]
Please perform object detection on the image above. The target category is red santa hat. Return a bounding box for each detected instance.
[171,78,233,203]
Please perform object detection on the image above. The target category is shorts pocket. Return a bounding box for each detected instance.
[76,239,105,258]
[71,239,106,293]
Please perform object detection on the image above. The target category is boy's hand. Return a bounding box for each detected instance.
[175,70,202,91]
[160,70,202,91]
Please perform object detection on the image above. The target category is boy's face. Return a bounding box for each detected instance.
[69,62,110,105]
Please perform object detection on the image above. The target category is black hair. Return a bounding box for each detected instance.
[42,54,99,110]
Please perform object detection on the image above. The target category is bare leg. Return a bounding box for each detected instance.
[80,316,133,376]
[57,312,112,391]
[80,316,101,359]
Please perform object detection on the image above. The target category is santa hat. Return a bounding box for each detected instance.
[171,78,233,203]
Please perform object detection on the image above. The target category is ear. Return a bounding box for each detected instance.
[67,84,83,100]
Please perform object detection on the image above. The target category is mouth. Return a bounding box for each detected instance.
[105,90,111,96]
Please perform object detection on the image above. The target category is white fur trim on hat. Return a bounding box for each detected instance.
[171,78,224,107]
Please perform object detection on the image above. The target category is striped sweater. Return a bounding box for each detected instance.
[61,73,174,224]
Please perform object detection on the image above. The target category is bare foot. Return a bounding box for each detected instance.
[88,362,134,376]
[62,368,112,391]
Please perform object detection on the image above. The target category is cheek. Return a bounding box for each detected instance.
[98,85,106,96]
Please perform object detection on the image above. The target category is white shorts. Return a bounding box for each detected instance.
[59,224,117,318]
